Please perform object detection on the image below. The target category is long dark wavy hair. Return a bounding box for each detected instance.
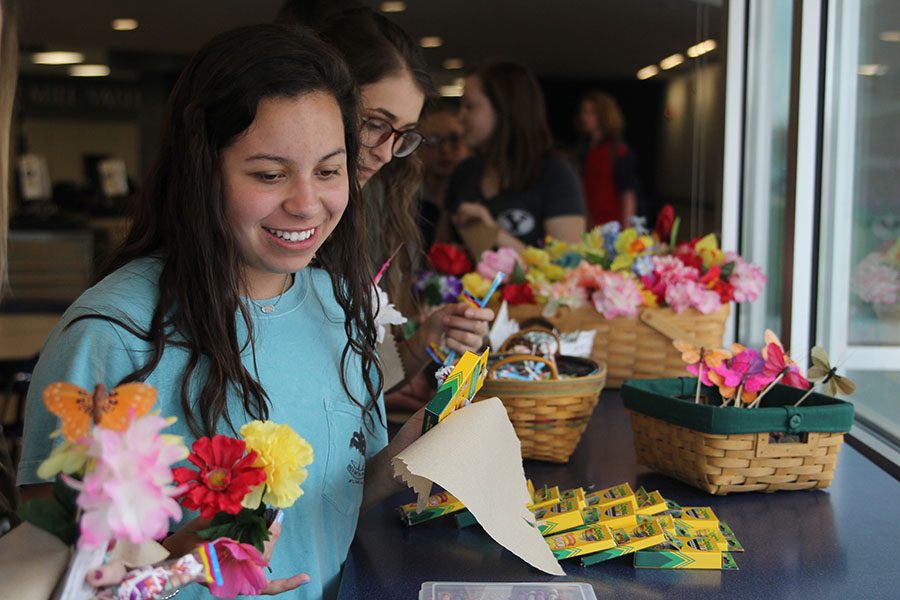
[281,3,435,314]
[79,24,383,436]
[469,60,553,193]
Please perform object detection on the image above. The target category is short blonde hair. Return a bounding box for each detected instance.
[582,91,625,141]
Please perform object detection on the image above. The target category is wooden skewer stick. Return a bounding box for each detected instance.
[748,370,786,408]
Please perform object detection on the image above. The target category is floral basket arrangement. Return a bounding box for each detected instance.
[852,237,900,323]
[9,381,313,599]
[622,333,856,495]
[418,206,766,387]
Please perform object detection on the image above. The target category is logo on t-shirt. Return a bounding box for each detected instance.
[347,427,366,485]
[497,209,536,237]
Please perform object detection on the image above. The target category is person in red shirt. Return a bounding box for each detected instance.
[577,91,640,227]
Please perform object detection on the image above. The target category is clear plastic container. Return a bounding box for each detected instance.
[419,581,597,600]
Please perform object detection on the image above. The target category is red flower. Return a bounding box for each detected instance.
[173,435,267,519]
[654,204,676,241]
[428,243,472,276]
[501,282,535,305]
[713,280,735,303]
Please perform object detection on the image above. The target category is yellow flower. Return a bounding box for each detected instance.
[521,247,551,269]
[543,264,566,282]
[461,272,492,298]
[886,238,900,268]
[544,238,570,261]
[641,290,659,308]
[695,233,725,268]
[240,421,314,509]
[526,270,548,286]
[612,229,654,272]
[37,437,89,479]
[581,228,606,254]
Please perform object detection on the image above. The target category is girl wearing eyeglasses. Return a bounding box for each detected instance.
[449,60,587,250]
[281,5,494,400]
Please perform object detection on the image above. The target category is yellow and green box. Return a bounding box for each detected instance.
[398,491,466,525]
[535,501,602,536]
[634,487,667,515]
[546,524,616,559]
[422,349,489,433]
[527,480,561,511]
[670,506,719,529]
[597,500,638,530]
[579,519,666,566]
[586,483,635,511]
[634,535,738,570]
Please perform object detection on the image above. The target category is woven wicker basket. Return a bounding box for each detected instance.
[474,354,607,463]
[507,305,729,388]
[623,378,855,495]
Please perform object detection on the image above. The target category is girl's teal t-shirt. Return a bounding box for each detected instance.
[18,257,387,600]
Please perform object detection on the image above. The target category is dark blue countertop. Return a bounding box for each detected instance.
[338,392,900,599]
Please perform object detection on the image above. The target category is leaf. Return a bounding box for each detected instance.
[17,478,80,545]
[669,216,681,248]
[196,506,271,552]
[720,261,736,279]
[511,261,526,285]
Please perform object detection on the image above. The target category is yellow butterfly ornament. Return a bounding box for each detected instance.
[794,346,856,406]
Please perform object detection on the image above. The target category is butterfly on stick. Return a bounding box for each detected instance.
[672,340,732,404]
[794,347,856,406]
[43,382,157,442]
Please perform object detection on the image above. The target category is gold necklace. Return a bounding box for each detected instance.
[253,274,292,315]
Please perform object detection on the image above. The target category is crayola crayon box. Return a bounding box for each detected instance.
[398,490,466,525]
[634,534,738,570]
[527,480,561,511]
[597,500,638,530]
[422,349,489,433]
[668,505,719,529]
[579,519,666,566]
[534,500,601,536]
[586,482,635,511]
[546,524,616,559]
[634,487,667,515]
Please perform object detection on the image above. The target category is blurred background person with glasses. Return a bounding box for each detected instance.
[417,102,470,249]
[281,4,494,404]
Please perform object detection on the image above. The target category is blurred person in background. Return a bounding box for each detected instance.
[577,91,641,227]
[447,60,586,250]
[417,101,469,249]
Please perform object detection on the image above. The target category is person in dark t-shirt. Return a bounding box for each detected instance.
[447,60,586,250]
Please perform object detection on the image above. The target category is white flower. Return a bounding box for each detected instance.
[372,285,407,343]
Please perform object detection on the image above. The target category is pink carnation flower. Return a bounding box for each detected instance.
[209,538,269,598]
[853,252,900,305]
[728,254,768,303]
[476,247,524,280]
[591,272,643,319]
[665,280,721,314]
[71,415,185,549]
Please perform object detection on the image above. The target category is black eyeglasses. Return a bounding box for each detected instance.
[423,134,464,149]
[360,117,424,158]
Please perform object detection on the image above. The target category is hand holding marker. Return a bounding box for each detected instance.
[429,272,505,366]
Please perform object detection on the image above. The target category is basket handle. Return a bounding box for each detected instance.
[639,309,704,347]
[500,326,562,354]
[487,354,560,381]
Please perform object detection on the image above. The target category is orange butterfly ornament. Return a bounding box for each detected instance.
[672,341,732,369]
[43,382,157,442]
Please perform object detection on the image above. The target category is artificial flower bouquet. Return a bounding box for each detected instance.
[621,332,855,495]
[852,237,900,320]
[415,243,471,307]
[13,381,313,599]
[457,205,766,319]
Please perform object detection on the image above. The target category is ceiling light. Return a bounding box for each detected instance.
[660,53,685,70]
[858,64,888,76]
[32,51,84,65]
[687,39,717,58]
[420,36,443,49]
[380,1,407,13]
[880,31,900,42]
[443,58,464,70]
[111,18,139,31]
[439,84,463,97]
[637,65,659,80]
[69,64,111,77]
